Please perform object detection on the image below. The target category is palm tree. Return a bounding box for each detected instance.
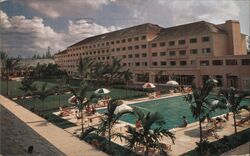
[1,52,20,96]
[96,99,132,154]
[122,69,133,97]
[68,80,94,135]
[184,79,225,151]
[218,87,249,135]
[54,77,67,108]
[78,57,94,80]
[91,62,107,88]
[19,76,37,98]
[32,83,54,111]
[117,107,175,156]
[107,58,123,84]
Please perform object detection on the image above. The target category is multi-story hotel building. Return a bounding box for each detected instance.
[54,20,250,90]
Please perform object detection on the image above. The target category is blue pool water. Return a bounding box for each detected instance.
[98,96,250,129]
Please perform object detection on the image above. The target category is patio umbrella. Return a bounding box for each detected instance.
[142,83,156,89]
[166,80,179,86]
[68,95,78,105]
[94,88,110,95]
[114,104,133,115]
[68,96,86,105]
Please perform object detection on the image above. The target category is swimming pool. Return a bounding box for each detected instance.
[98,96,250,129]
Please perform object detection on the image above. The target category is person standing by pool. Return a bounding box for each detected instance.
[183,116,188,127]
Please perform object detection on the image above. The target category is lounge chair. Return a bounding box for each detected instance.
[203,127,220,139]
[160,143,172,152]
[236,116,250,126]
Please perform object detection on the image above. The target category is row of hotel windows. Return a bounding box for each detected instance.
[58,47,210,58]
[68,35,147,51]
[59,59,250,68]
[151,36,210,48]
[123,59,250,67]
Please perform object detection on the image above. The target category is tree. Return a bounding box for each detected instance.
[32,83,54,111]
[122,69,133,96]
[96,99,132,154]
[116,107,175,156]
[91,62,107,87]
[218,87,249,135]
[68,80,94,136]
[78,57,94,79]
[54,77,67,108]
[19,76,37,98]
[184,79,225,152]
[4,56,20,96]
[106,58,123,85]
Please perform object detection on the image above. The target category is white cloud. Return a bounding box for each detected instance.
[0,10,119,57]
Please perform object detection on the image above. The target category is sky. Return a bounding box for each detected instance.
[0,0,249,57]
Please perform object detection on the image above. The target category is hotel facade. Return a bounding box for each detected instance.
[54,20,250,90]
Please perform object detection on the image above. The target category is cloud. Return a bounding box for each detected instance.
[0,10,119,57]
[16,0,115,19]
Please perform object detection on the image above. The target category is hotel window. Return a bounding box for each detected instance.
[179,50,186,56]
[134,37,139,41]
[122,39,126,43]
[152,62,158,66]
[134,45,139,49]
[116,40,120,44]
[106,49,109,53]
[123,63,127,66]
[107,57,110,60]
[102,43,105,46]
[93,45,96,48]
[128,38,132,42]
[141,35,146,40]
[111,41,114,45]
[226,59,237,65]
[160,52,166,56]
[116,48,120,52]
[180,61,187,66]
[178,39,186,45]
[128,46,133,50]
[169,51,176,56]
[106,42,109,46]
[141,44,147,49]
[202,48,211,54]
[142,53,147,57]
[190,60,196,65]
[89,45,92,48]
[151,43,157,47]
[190,49,198,54]
[135,62,140,66]
[111,48,115,52]
[102,50,105,53]
[97,51,100,54]
[97,44,100,47]
[200,60,209,66]
[170,61,176,66]
[102,57,105,60]
[135,54,140,58]
[122,47,126,51]
[90,52,92,55]
[122,55,126,58]
[128,54,133,58]
[212,60,223,66]
[160,42,166,47]
[142,62,148,66]
[94,51,96,54]
[161,61,167,66]
[152,52,158,57]
[189,38,197,43]
[202,36,210,42]
[241,59,250,65]
[168,41,175,46]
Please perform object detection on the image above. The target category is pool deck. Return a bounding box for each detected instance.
[59,92,249,155]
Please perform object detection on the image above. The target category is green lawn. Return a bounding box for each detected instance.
[0,80,58,98]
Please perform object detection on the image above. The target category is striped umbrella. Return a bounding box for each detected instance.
[94,88,110,95]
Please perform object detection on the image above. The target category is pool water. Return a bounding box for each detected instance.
[98,96,250,130]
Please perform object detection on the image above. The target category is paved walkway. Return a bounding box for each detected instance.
[0,95,107,156]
